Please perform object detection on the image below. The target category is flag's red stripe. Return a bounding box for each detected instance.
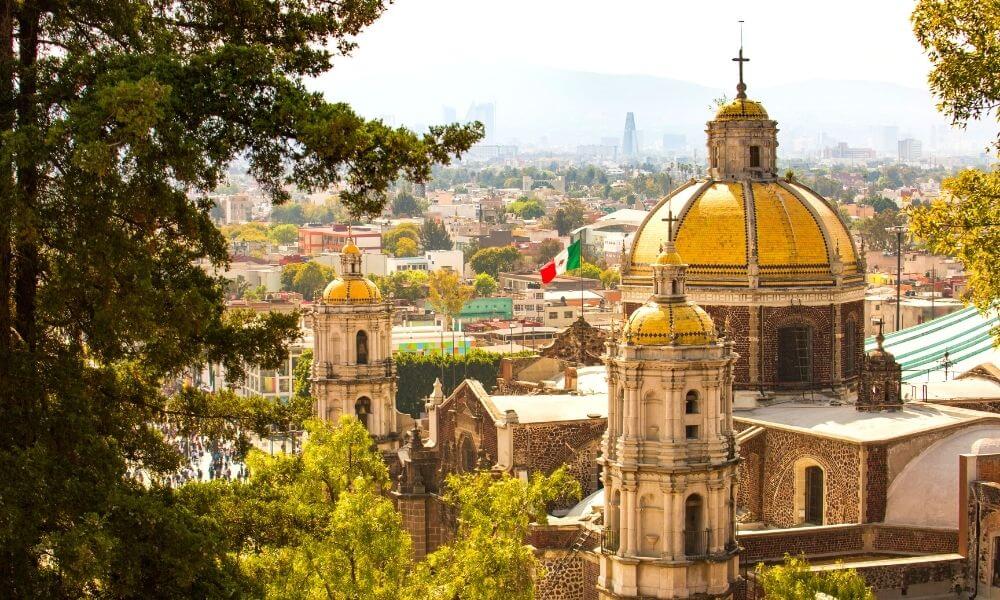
[540,261,557,284]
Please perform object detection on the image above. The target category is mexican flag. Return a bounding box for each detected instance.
[540,238,582,284]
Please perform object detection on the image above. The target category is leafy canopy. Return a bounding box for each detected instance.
[470,245,522,278]
[0,0,479,595]
[756,555,875,600]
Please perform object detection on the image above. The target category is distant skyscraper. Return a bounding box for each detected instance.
[466,102,496,142]
[898,138,923,162]
[442,106,457,123]
[622,112,639,159]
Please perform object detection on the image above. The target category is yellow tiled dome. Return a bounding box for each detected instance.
[654,248,685,266]
[322,277,381,303]
[626,180,859,287]
[715,98,769,121]
[342,241,361,255]
[622,300,717,346]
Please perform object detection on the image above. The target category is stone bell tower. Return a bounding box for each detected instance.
[312,240,402,449]
[599,220,740,599]
[857,318,903,412]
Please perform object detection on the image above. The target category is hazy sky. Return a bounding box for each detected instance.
[326,0,932,90]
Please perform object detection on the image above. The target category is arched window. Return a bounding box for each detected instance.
[685,390,699,414]
[356,330,369,365]
[460,435,477,472]
[355,397,371,430]
[749,145,761,168]
[684,494,704,556]
[777,325,812,384]
[844,320,857,376]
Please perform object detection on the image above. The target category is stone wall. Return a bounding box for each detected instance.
[841,300,865,381]
[704,305,751,386]
[513,420,607,505]
[761,304,833,389]
[736,433,765,522]
[434,384,499,473]
[756,428,860,527]
[740,523,959,564]
[536,551,587,600]
[864,444,888,523]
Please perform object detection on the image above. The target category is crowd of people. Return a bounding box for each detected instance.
[129,422,251,488]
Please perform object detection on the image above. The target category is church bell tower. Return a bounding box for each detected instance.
[600,219,740,598]
[312,240,402,449]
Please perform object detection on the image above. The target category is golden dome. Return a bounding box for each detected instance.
[342,241,361,255]
[623,300,717,346]
[625,180,861,288]
[322,277,381,303]
[715,98,769,121]
[654,247,685,266]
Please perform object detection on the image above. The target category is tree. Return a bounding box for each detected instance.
[394,349,531,416]
[855,209,907,252]
[469,246,521,278]
[420,219,454,251]
[395,237,420,257]
[270,202,307,225]
[392,192,423,217]
[268,223,300,246]
[756,555,875,600]
[383,223,421,255]
[407,468,581,600]
[284,261,335,299]
[244,284,269,300]
[0,2,481,594]
[507,198,546,220]
[909,0,1000,341]
[600,268,621,290]
[370,270,430,302]
[549,200,587,235]
[863,196,897,214]
[428,269,473,330]
[473,273,498,297]
[568,261,602,280]
[537,238,564,264]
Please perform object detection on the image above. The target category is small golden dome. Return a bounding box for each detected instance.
[622,300,717,346]
[342,241,361,255]
[654,249,685,266]
[322,277,381,303]
[715,98,769,121]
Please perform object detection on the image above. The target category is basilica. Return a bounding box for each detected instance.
[310,57,1000,599]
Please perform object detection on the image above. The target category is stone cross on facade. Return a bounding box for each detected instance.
[873,317,886,347]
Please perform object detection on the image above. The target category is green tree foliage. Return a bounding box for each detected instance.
[394,350,531,416]
[268,223,300,245]
[910,0,1000,342]
[428,269,474,329]
[370,270,430,302]
[600,268,621,289]
[395,237,420,257]
[407,468,581,600]
[913,0,1000,134]
[863,196,897,214]
[383,222,422,255]
[392,192,423,217]
[855,209,907,252]
[536,238,564,264]
[507,198,546,220]
[281,261,335,299]
[0,1,481,593]
[755,555,875,600]
[568,261,602,280]
[270,202,307,225]
[469,246,522,278]
[473,273,498,297]
[549,199,588,235]
[222,222,271,244]
[420,218,454,250]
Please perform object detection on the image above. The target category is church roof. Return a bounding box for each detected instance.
[714,98,770,121]
[865,306,999,383]
[735,402,1000,443]
[622,299,717,346]
[624,179,860,288]
[322,277,382,303]
[489,393,608,424]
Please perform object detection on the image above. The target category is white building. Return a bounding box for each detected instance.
[362,250,465,277]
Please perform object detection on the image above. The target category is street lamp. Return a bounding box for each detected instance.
[886,224,908,332]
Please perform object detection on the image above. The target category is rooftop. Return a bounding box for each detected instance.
[490,392,607,424]
[735,401,998,443]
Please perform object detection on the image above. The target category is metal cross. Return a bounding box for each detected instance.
[732,21,749,99]
[873,316,885,339]
[661,207,679,243]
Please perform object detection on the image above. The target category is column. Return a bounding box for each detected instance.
[660,482,672,559]
[623,483,637,556]
[671,385,684,442]
[832,304,843,388]
[672,487,685,559]
[748,307,760,388]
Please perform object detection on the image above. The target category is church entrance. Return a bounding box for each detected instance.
[804,466,824,525]
[777,326,812,385]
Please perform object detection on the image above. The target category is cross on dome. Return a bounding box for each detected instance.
[732,21,750,100]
